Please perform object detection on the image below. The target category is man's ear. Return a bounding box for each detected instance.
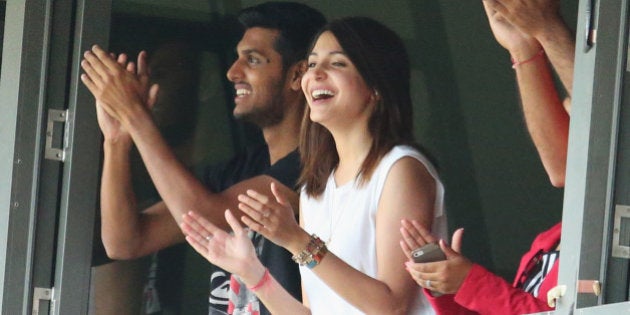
[289,60,307,91]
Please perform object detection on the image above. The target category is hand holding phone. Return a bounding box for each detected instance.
[411,242,446,263]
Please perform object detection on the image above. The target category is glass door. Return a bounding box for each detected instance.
[553,0,630,313]
[49,1,112,314]
[0,0,104,313]
[1,0,253,313]
[70,1,247,314]
[8,1,628,314]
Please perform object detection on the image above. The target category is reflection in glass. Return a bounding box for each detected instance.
[89,1,252,314]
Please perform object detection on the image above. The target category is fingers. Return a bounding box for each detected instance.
[417,278,436,291]
[90,45,123,72]
[181,215,207,242]
[80,73,98,96]
[224,209,246,236]
[405,263,424,286]
[238,192,264,212]
[439,239,460,259]
[400,219,436,253]
[400,223,422,250]
[482,0,510,25]
[82,51,107,80]
[182,211,221,240]
[270,182,287,206]
[181,221,209,256]
[137,51,149,76]
[116,53,128,66]
[80,56,102,86]
[405,261,437,289]
[238,196,270,222]
[400,239,414,261]
[96,101,119,120]
[451,228,465,253]
[83,46,141,85]
[238,190,274,221]
[147,84,159,109]
[126,61,136,73]
[410,220,437,243]
[82,47,122,91]
[246,189,271,206]
[481,0,505,21]
[238,201,272,238]
[482,0,507,16]
[481,0,496,20]
[185,234,209,256]
[241,214,266,235]
[117,53,138,75]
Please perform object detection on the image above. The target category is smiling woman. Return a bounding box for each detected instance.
[302,31,375,131]
[2,0,597,314]
[295,17,447,314]
[181,16,447,315]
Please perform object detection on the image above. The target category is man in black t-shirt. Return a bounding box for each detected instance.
[80,2,326,314]
[200,145,301,314]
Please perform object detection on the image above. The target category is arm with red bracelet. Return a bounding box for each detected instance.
[483,0,575,95]
[511,49,545,69]
[181,210,310,315]
[482,0,570,187]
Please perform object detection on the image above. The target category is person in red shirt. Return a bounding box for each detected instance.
[400,0,574,314]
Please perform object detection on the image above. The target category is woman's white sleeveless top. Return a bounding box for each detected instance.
[299,145,447,314]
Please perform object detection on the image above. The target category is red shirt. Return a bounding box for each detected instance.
[425,223,561,315]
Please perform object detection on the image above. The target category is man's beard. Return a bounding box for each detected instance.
[234,101,285,128]
[234,84,286,128]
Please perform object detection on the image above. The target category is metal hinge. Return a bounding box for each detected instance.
[44,109,68,162]
[32,287,54,315]
[612,205,630,258]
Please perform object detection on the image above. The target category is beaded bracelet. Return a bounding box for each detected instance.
[511,49,545,69]
[292,234,328,269]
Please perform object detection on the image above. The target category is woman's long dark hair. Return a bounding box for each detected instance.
[298,17,417,197]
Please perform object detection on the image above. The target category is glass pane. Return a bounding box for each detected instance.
[89,1,252,314]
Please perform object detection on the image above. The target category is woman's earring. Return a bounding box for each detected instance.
[372,90,381,103]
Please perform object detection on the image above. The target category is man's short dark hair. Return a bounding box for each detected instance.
[238,2,326,69]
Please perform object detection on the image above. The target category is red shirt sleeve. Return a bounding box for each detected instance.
[454,264,554,315]
[423,289,478,315]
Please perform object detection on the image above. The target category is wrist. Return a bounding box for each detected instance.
[103,136,132,151]
[508,41,543,62]
[240,260,267,288]
[537,26,574,59]
[511,49,545,69]
[247,268,271,291]
[533,16,571,45]
[291,234,328,269]
[287,230,312,255]
[117,101,152,131]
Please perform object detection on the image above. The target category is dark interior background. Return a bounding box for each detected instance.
[91,1,577,314]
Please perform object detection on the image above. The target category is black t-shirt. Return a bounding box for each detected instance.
[199,144,302,315]
[94,144,301,314]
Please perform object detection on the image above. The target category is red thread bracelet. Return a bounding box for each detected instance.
[511,49,545,69]
[248,268,270,291]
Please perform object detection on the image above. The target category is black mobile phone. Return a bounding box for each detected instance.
[411,243,446,263]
